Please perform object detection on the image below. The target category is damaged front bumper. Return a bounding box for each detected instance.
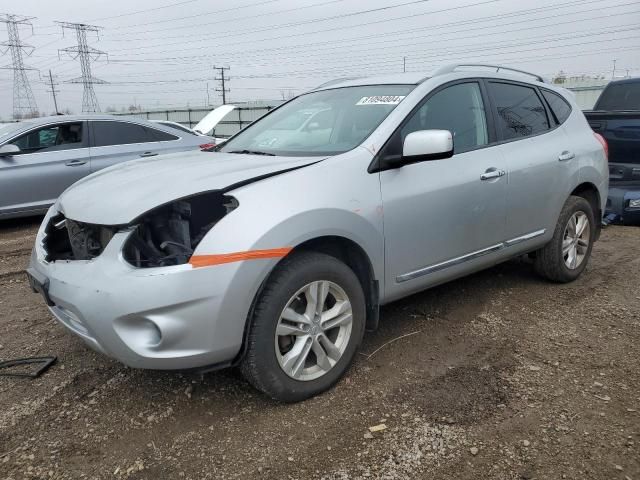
[28,209,251,370]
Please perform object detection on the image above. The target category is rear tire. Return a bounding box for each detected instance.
[534,195,595,283]
[241,251,365,402]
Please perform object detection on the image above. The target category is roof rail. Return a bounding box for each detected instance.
[432,64,546,83]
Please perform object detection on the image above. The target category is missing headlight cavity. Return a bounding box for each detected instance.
[123,192,238,268]
[44,214,116,262]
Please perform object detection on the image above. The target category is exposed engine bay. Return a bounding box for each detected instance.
[123,192,238,267]
[43,191,238,267]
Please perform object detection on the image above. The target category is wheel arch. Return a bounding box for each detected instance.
[570,182,602,239]
[231,234,381,367]
[288,235,380,332]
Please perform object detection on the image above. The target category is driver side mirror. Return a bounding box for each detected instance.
[0,144,20,157]
[402,130,453,163]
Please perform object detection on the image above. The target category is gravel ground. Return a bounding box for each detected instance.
[0,217,638,480]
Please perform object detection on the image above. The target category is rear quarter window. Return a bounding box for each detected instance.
[92,121,153,147]
[148,127,179,141]
[541,89,572,125]
[488,82,550,140]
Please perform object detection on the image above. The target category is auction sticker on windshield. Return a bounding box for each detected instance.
[356,95,405,105]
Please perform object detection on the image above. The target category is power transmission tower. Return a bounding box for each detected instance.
[0,14,38,120]
[214,66,230,104]
[57,22,107,113]
[46,69,60,114]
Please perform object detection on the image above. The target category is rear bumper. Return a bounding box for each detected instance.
[605,184,640,225]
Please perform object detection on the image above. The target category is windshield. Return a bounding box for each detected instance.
[0,122,30,142]
[219,85,414,156]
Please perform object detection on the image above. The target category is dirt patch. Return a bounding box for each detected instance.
[0,221,639,479]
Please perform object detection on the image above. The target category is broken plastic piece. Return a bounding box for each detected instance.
[368,424,388,433]
[0,356,57,378]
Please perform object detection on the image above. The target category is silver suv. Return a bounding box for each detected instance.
[27,64,608,402]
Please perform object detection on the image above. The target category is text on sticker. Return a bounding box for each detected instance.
[356,96,406,106]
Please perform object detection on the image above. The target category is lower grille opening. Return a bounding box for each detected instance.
[43,214,116,262]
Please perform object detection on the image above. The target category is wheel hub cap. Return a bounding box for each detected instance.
[562,211,590,270]
[274,280,353,381]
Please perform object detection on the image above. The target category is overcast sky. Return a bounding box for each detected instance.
[0,0,638,118]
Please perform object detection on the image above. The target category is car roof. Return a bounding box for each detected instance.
[606,77,640,86]
[21,114,150,125]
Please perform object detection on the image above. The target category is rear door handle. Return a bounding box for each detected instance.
[139,151,158,158]
[558,151,575,162]
[65,159,87,167]
[480,168,506,180]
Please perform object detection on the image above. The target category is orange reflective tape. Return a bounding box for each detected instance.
[189,247,292,268]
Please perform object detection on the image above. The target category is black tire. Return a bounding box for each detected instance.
[240,251,366,402]
[534,195,595,283]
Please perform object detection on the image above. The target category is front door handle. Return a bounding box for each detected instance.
[558,151,575,162]
[480,168,506,180]
[65,159,87,167]
[139,151,158,158]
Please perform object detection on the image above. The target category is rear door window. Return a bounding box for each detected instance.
[10,122,84,154]
[91,121,155,147]
[488,82,550,140]
[541,89,572,124]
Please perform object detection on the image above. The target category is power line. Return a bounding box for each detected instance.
[0,13,38,119]
[109,0,440,39]
[88,0,201,23]
[57,22,107,113]
[104,0,603,57]
[109,0,286,30]
[95,25,639,83]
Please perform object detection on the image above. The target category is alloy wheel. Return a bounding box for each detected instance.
[274,280,353,381]
[562,211,590,269]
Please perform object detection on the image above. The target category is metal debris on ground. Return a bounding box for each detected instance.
[0,356,57,378]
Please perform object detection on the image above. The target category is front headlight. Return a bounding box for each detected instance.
[122,191,238,268]
[628,198,640,209]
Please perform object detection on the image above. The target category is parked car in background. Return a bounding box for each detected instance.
[27,64,607,402]
[152,105,237,149]
[585,77,640,224]
[0,115,208,219]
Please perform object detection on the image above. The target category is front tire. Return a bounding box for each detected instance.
[240,251,366,402]
[534,195,595,283]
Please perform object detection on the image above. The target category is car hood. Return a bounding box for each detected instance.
[57,150,322,225]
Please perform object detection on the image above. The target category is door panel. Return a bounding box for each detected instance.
[381,148,507,299]
[88,120,186,173]
[0,148,90,215]
[498,128,570,239]
[0,122,90,216]
[486,81,572,239]
[379,81,507,300]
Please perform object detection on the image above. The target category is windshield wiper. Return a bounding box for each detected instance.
[228,149,275,156]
